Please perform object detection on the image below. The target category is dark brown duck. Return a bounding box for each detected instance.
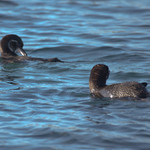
[89,64,149,98]
[0,34,62,62]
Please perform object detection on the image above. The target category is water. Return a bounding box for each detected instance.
[0,0,150,149]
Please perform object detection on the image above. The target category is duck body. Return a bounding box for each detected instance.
[91,81,148,98]
[89,64,149,99]
[1,56,62,63]
[0,34,62,62]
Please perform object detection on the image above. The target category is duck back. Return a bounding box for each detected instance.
[93,82,149,98]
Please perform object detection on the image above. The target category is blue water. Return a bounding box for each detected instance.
[0,0,150,149]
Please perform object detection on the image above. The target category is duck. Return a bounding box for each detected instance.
[0,34,62,62]
[89,64,149,98]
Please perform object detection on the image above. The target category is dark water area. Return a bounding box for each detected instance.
[0,0,150,149]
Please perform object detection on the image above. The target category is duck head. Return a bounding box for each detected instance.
[0,34,27,57]
[89,64,110,90]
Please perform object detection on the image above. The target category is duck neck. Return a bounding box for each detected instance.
[0,47,17,57]
[0,40,17,57]
[89,73,107,91]
[1,51,17,57]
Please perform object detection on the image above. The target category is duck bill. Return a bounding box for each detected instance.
[17,48,27,56]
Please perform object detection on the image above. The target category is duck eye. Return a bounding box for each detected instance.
[8,40,18,52]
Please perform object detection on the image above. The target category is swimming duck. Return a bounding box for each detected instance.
[0,34,62,62]
[89,64,149,98]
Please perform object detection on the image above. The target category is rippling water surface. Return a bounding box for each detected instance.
[1,0,150,149]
